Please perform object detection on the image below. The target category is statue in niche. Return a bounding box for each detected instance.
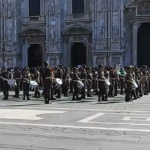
[50,29,55,39]
[96,57,104,66]
[113,25,119,35]
[7,19,13,42]
[98,23,104,39]
[8,1,12,17]
[50,0,55,15]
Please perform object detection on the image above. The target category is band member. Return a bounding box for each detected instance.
[131,66,137,100]
[125,66,133,102]
[80,66,87,99]
[62,68,70,97]
[14,67,22,98]
[0,67,12,99]
[135,68,143,98]
[55,65,63,98]
[22,67,30,100]
[119,67,126,94]
[92,67,98,95]
[109,67,115,97]
[87,67,93,97]
[33,67,40,98]
[41,61,54,104]
[98,64,107,101]
[72,67,81,100]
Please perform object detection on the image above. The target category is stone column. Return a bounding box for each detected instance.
[13,56,16,67]
[129,21,133,65]
[132,22,139,66]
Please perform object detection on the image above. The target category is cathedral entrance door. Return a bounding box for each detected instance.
[28,44,42,68]
[137,23,150,67]
[71,43,86,67]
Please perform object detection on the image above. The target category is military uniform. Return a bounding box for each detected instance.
[22,67,30,100]
[80,68,87,99]
[62,68,70,97]
[87,67,93,97]
[55,68,63,98]
[33,67,40,98]
[72,68,81,100]
[13,67,22,98]
[125,67,133,102]
[0,67,12,99]
[42,61,54,104]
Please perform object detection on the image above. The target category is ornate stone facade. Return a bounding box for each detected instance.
[0,0,149,67]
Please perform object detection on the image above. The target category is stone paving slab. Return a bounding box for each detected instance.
[1,93,150,149]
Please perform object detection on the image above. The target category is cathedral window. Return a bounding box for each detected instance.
[72,0,84,14]
[29,0,40,16]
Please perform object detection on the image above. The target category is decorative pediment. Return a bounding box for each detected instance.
[62,25,92,35]
[126,0,150,16]
[19,27,45,37]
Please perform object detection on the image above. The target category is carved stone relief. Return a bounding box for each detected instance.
[111,57,120,66]
[138,1,150,15]
[50,56,57,66]
[7,59,13,67]
[7,19,13,44]
[65,27,91,35]
[21,29,45,36]
[26,37,45,44]
[96,56,105,65]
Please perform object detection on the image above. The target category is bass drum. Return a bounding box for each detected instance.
[77,81,84,90]
[55,78,63,89]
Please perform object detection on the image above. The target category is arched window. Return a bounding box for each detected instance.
[29,0,40,16]
[72,0,84,14]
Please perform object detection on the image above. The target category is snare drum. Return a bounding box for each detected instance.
[105,79,111,86]
[132,81,138,88]
[8,79,16,88]
[77,80,84,90]
[55,78,62,89]
[30,81,38,90]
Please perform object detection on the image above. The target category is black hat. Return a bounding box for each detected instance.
[98,63,103,68]
[44,61,49,66]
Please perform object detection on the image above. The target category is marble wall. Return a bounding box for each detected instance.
[0,0,145,67]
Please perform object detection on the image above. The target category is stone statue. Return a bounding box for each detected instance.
[113,25,119,35]
[50,29,55,39]
[50,1,55,15]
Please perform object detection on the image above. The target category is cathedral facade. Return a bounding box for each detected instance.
[0,0,150,68]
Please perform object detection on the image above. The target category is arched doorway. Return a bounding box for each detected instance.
[28,44,42,68]
[71,43,86,67]
[137,23,150,67]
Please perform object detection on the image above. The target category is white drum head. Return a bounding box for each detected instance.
[30,81,38,86]
[8,79,16,86]
[56,78,62,85]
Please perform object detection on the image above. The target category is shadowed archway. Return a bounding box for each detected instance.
[137,23,150,67]
[28,44,42,68]
[71,43,86,67]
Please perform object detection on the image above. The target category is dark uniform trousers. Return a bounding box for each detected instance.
[43,79,52,102]
[72,81,80,100]
[98,81,107,101]
[3,81,9,99]
[81,80,86,98]
[23,81,30,99]
[87,80,92,97]
[120,78,124,94]
[15,79,21,97]
[125,83,132,102]
[108,79,115,97]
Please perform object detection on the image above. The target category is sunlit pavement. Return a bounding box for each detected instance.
[0,91,150,150]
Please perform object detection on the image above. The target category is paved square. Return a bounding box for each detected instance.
[1,91,150,149]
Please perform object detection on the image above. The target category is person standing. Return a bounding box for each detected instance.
[0,67,12,99]
[41,61,54,104]
[13,67,22,98]
[22,67,31,100]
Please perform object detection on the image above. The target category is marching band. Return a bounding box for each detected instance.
[0,61,150,104]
